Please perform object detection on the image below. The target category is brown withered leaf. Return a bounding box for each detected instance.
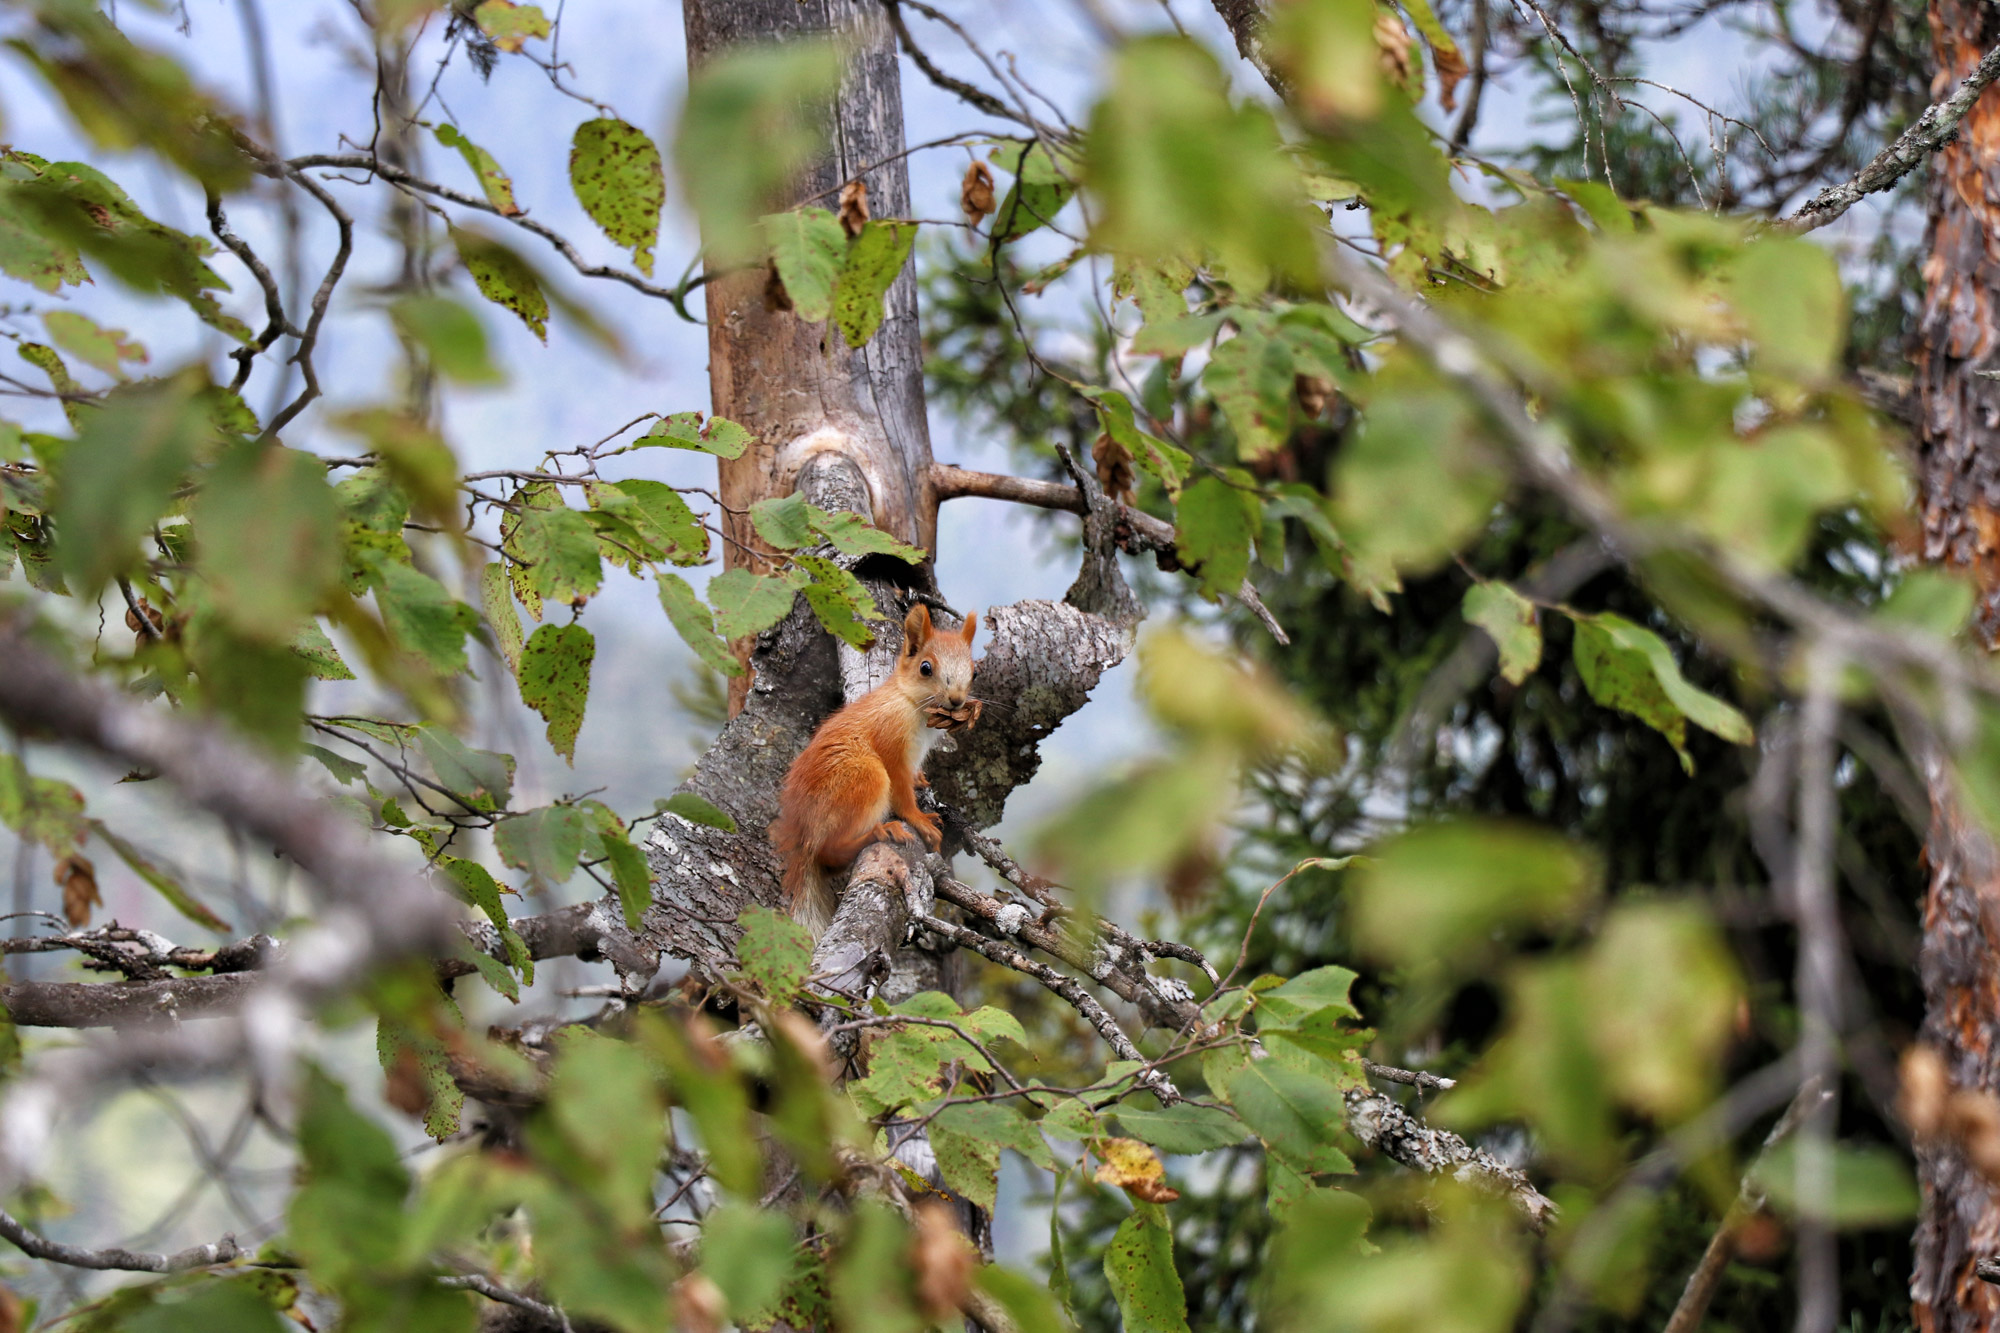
[53,853,99,927]
[0,1283,21,1333]
[1294,373,1336,420]
[910,1199,976,1323]
[1374,12,1415,88]
[1900,1044,1949,1138]
[1093,1136,1180,1202]
[1432,41,1470,114]
[771,1007,837,1082]
[837,179,870,237]
[1093,431,1135,507]
[123,596,165,647]
[674,1273,727,1333]
[961,160,996,225]
[1163,837,1218,913]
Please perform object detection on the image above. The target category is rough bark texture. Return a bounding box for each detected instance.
[686,0,936,712]
[1914,3,2000,1325]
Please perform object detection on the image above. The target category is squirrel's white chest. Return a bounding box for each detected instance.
[908,724,942,771]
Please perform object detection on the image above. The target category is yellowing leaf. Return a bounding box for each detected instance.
[831,220,917,348]
[570,118,665,277]
[472,0,550,52]
[1462,581,1541,685]
[1570,612,1753,773]
[518,622,593,763]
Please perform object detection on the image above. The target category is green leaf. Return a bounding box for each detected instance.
[1223,1060,1353,1173]
[1255,965,1362,1027]
[388,295,502,384]
[657,791,738,832]
[832,220,917,348]
[1570,612,1753,773]
[291,620,355,681]
[635,411,754,460]
[795,553,881,648]
[304,743,366,786]
[416,726,513,812]
[1176,475,1258,598]
[1104,1203,1191,1333]
[708,567,799,639]
[371,559,473,674]
[569,118,664,276]
[472,0,549,52]
[657,571,744,676]
[749,493,815,549]
[1085,35,1317,289]
[451,225,548,341]
[675,42,845,265]
[433,123,519,214]
[1877,569,1976,638]
[763,206,846,321]
[1112,1101,1247,1155]
[480,561,524,674]
[601,828,650,929]
[1729,237,1845,380]
[1206,325,1295,459]
[977,1265,1076,1333]
[195,444,342,643]
[989,139,1080,243]
[42,309,145,375]
[1351,819,1599,969]
[53,374,206,595]
[1556,177,1635,233]
[1462,582,1541,685]
[931,1119,1004,1211]
[1752,1141,1918,1227]
[810,508,927,563]
[511,505,603,604]
[703,1203,797,1324]
[1586,902,1741,1119]
[734,906,813,1003]
[494,805,586,890]
[518,622,594,763]
[596,478,708,563]
[1333,386,1499,579]
[91,821,230,933]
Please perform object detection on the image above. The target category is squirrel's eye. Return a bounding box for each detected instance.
[919,661,934,677]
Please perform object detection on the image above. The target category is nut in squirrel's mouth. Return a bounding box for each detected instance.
[925,700,982,734]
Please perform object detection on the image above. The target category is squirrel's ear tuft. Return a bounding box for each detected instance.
[903,604,933,653]
[961,611,978,645]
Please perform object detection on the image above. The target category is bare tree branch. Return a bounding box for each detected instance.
[1343,1084,1558,1230]
[0,1208,238,1273]
[1781,41,2000,233]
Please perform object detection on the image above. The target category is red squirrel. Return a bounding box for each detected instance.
[770,603,982,935]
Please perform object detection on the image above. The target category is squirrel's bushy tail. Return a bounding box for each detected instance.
[784,854,836,937]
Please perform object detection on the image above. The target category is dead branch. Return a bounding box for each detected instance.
[1343,1085,1558,1231]
[0,1208,238,1272]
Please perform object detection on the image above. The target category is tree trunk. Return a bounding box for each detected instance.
[1912,3,2000,1326]
[683,0,937,714]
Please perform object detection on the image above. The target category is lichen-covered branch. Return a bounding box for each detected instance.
[1343,1086,1559,1231]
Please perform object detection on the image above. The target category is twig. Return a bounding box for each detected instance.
[1781,40,2000,233]
[1664,1076,1833,1333]
[1363,1060,1456,1093]
[440,1273,573,1330]
[1343,1085,1557,1230]
[917,910,1181,1105]
[0,1208,238,1272]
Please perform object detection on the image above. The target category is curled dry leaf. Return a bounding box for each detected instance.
[1432,40,1470,113]
[1901,1044,1950,1138]
[1294,373,1336,420]
[772,1007,837,1082]
[961,160,996,225]
[123,596,168,646]
[837,179,871,237]
[0,1282,21,1333]
[53,852,99,927]
[910,1198,977,1323]
[1094,1135,1181,1203]
[674,1273,727,1333]
[1373,12,1415,87]
[1094,431,1136,506]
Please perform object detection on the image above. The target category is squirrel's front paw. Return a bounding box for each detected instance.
[912,813,943,850]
